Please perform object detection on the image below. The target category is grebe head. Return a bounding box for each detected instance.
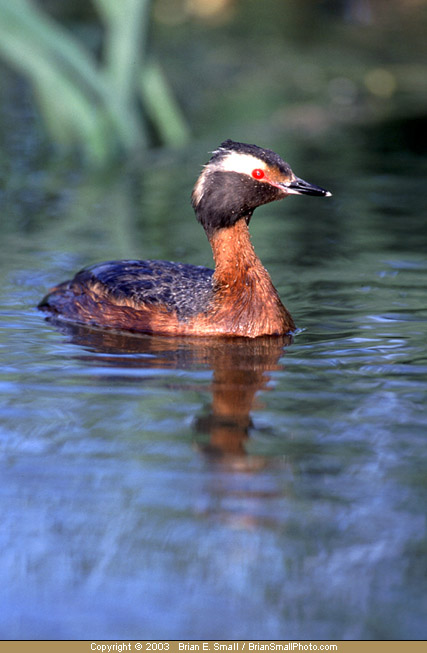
[192,139,331,237]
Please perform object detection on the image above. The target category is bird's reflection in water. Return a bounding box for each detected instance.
[48,319,291,471]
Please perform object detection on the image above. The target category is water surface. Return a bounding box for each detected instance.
[1,128,427,639]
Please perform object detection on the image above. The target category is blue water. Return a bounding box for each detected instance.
[1,136,427,639]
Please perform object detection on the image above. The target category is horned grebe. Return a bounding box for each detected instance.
[39,140,331,338]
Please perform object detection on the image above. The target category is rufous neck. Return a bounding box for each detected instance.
[209,219,271,288]
[207,218,293,336]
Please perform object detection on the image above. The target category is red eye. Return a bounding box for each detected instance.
[252,168,265,180]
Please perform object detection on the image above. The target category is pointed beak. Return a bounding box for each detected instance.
[284,176,332,197]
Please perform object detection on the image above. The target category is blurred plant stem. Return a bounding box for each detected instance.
[0,0,189,165]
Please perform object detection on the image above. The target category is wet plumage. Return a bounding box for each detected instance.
[74,260,214,319]
[39,140,331,338]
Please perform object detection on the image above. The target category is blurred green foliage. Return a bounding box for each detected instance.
[0,0,189,164]
[1,0,426,169]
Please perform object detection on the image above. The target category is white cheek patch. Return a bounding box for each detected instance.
[193,150,279,206]
[192,173,206,205]
[212,150,267,176]
[193,151,267,205]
